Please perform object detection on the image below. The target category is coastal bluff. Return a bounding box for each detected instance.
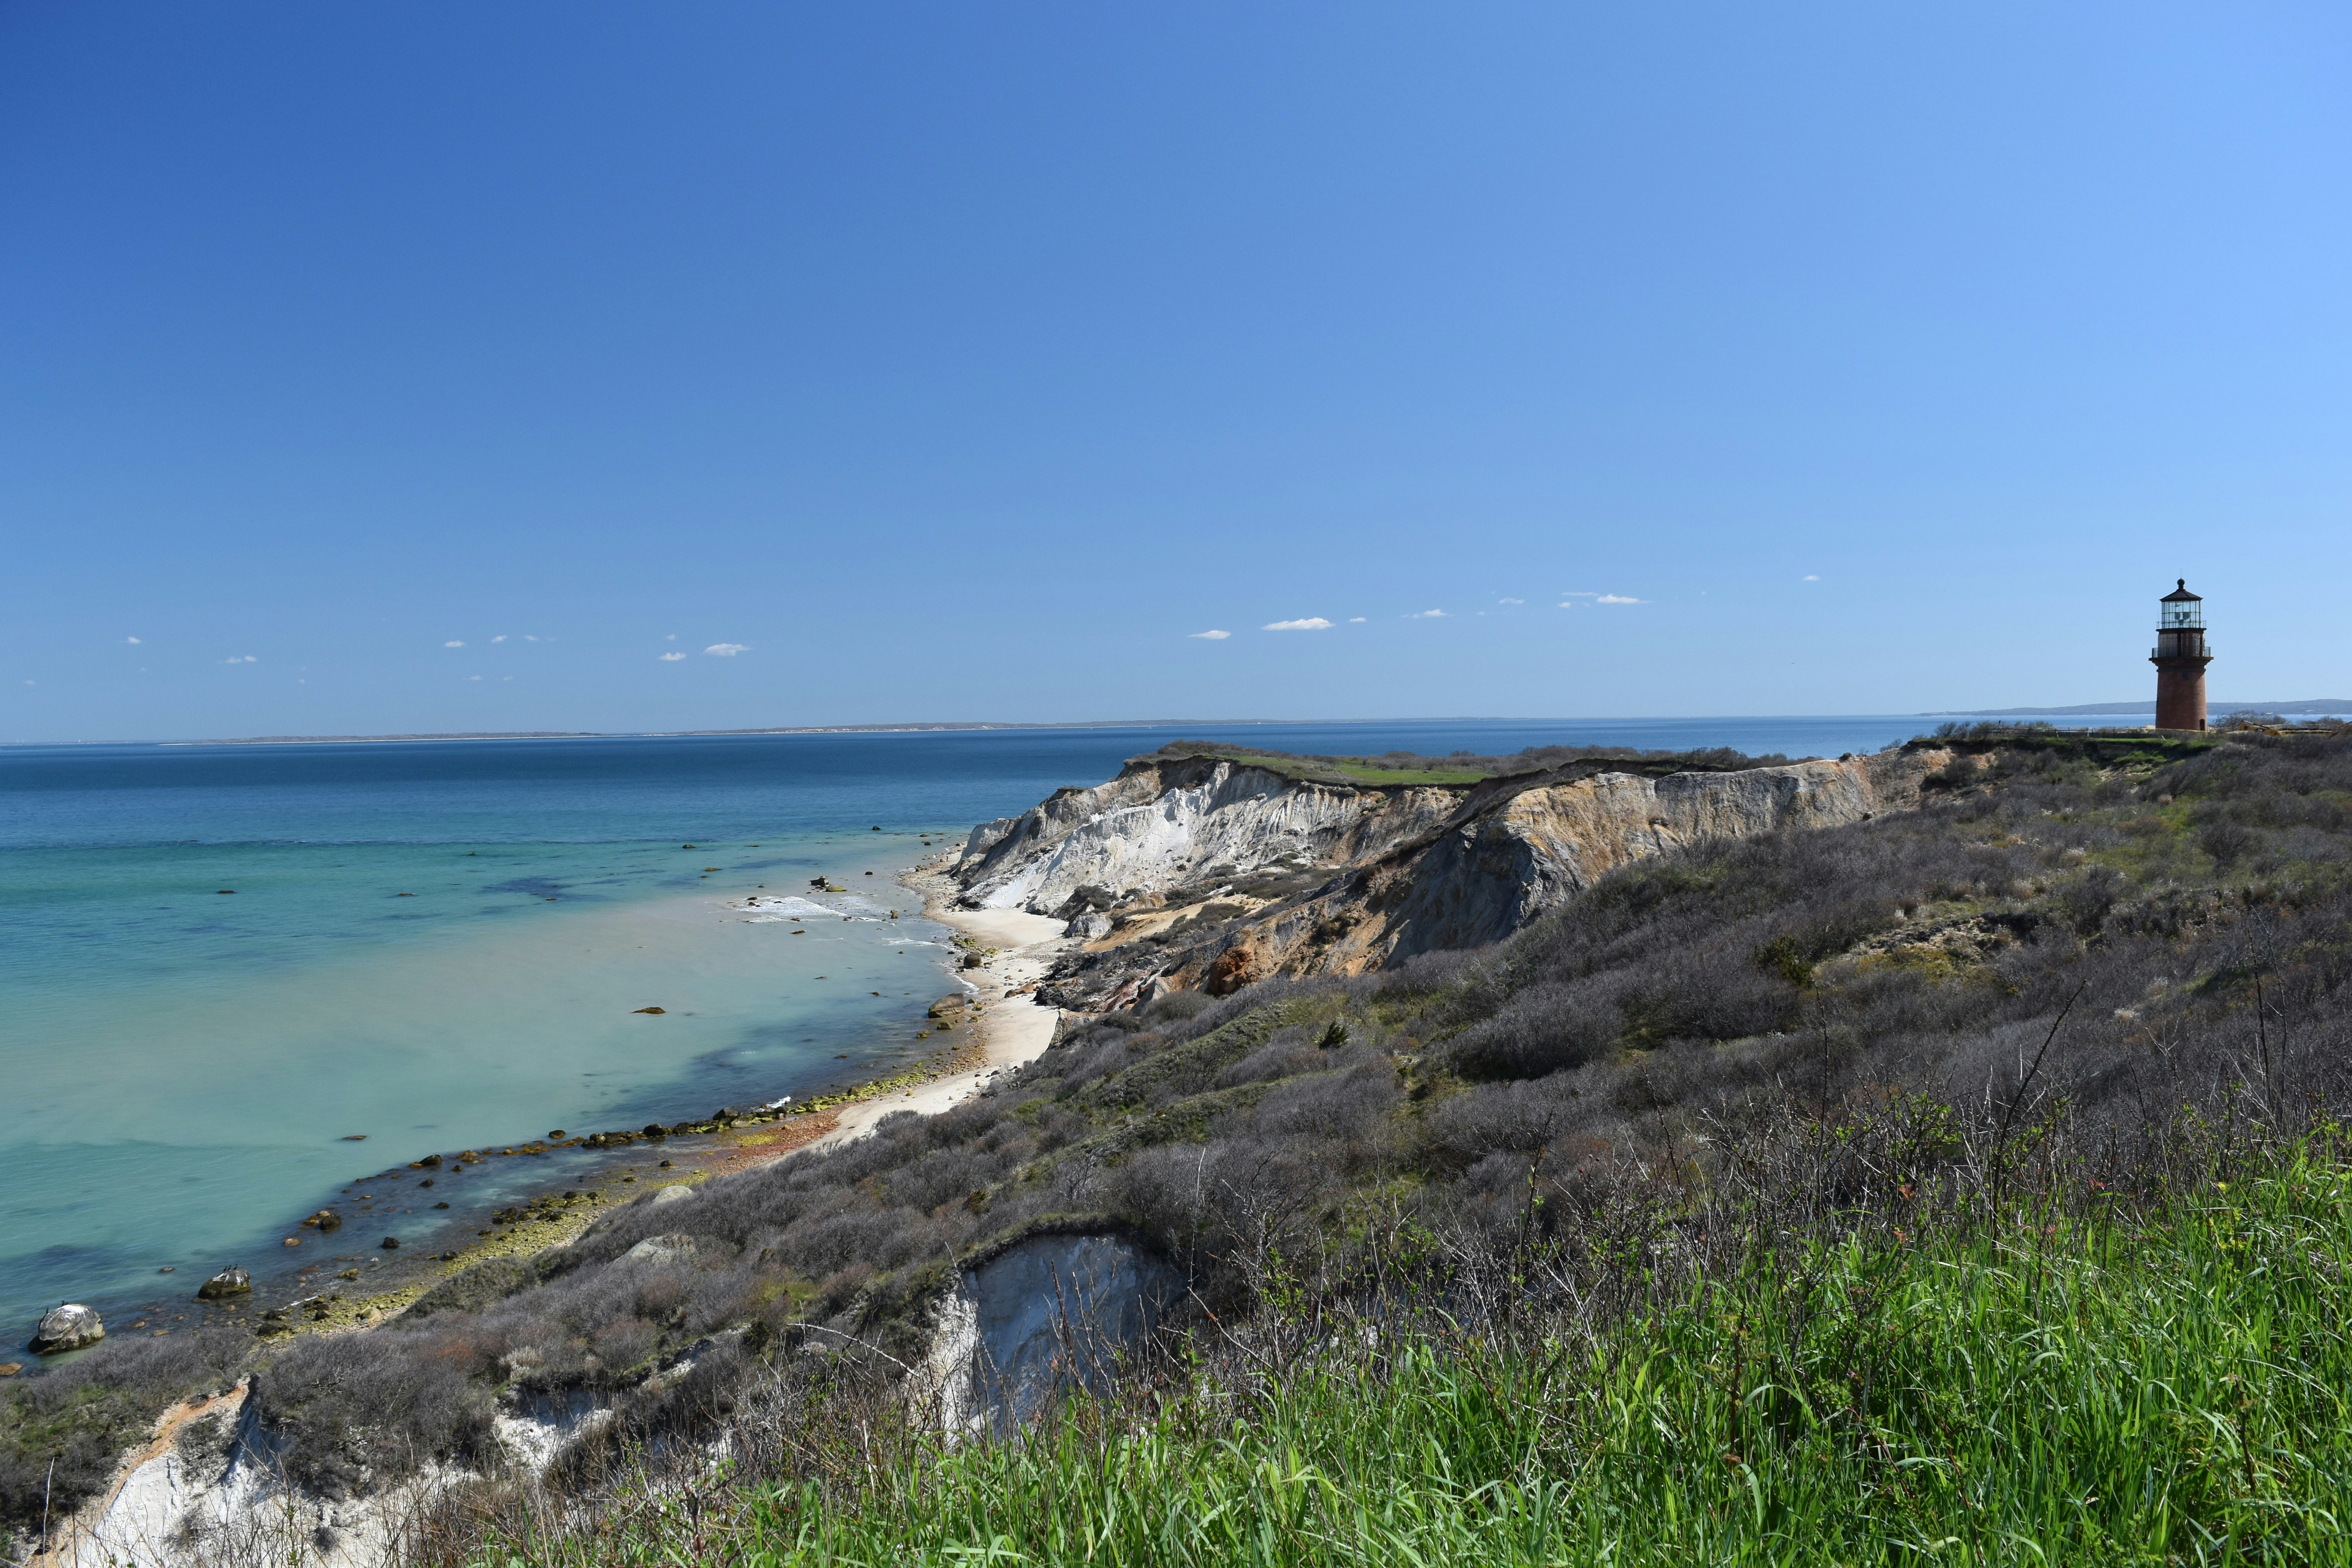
[951,744,1965,1011]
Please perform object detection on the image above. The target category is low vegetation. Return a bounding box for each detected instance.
[9,726,2352,1564]
[455,1141,2352,1565]
[0,1329,247,1541]
[1150,738,1797,788]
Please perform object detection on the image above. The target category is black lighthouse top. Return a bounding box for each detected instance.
[2159,579,2203,630]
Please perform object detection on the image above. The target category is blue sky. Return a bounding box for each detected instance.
[4,2,2347,740]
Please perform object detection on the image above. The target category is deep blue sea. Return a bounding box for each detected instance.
[0,714,2138,1338]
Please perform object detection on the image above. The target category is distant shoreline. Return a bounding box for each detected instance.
[11,705,2349,749]
[119,720,1401,747]
[1924,700,2352,717]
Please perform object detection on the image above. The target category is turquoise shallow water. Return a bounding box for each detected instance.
[0,715,2146,1337]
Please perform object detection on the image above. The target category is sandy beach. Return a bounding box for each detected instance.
[785,870,1069,1154]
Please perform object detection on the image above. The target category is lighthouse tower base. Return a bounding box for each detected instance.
[2153,665,2206,731]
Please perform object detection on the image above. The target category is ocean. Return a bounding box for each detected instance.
[0,713,2137,1335]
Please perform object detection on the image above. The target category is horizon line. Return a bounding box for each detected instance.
[9,701,2348,749]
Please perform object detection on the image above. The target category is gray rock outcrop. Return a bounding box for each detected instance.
[31,1302,105,1354]
[622,1233,699,1267]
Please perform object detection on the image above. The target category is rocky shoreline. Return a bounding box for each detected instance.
[20,855,1069,1356]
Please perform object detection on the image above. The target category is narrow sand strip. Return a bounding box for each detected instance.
[791,873,1067,1154]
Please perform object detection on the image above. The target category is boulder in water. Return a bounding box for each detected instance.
[196,1268,251,1301]
[30,1303,104,1354]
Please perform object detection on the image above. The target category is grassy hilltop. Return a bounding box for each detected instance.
[11,724,2352,1564]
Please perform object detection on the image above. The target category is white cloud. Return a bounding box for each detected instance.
[1596,594,1645,604]
[704,642,750,657]
[221,655,258,664]
[1347,617,1366,623]
[22,679,31,686]
[125,635,142,644]
[1802,574,1820,582]
[1497,598,1523,606]
[665,634,677,641]
[1189,630,1232,640]
[492,634,507,643]
[466,674,482,681]
[525,635,539,642]
[1263,618,1334,632]
[1406,609,1446,619]
[658,652,686,661]
[445,640,465,648]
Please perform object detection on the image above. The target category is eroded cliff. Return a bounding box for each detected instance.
[953,745,1973,1011]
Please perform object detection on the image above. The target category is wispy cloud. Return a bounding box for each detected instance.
[492,634,507,643]
[444,639,465,648]
[466,674,482,681]
[1189,630,1232,640]
[1347,617,1366,623]
[125,635,142,644]
[658,652,686,661]
[220,655,258,664]
[1406,609,1446,619]
[704,642,750,657]
[524,635,540,642]
[1802,574,1820,582]
[1497,598,1523,606]
[1596,594,1645,604]
[1263,618,1334,632]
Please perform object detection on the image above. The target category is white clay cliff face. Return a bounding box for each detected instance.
[955,761,1463,916]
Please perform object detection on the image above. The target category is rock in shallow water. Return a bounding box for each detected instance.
[196,1268,250,1300]
[30,1302,105,1354]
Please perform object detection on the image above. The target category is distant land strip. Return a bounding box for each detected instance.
[1925,700,2352,717]
[149,720,1369,746]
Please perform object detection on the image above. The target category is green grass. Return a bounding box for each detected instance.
[1324,762,1493,786]
[475,1150,2352,1567]
[1160,748,1496,788]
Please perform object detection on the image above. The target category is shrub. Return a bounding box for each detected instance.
[252,1329,494,1495]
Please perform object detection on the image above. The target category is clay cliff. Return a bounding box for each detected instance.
[954,745,1971,1012]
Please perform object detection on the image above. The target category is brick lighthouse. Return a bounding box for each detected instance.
[2150,579,2212,731]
